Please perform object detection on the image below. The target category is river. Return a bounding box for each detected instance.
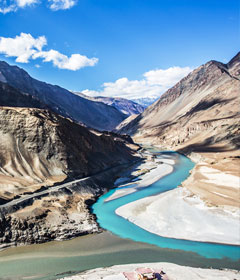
[0,151,239,280]
[92,151,240,260]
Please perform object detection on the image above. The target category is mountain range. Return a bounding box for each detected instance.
[73,92,145,116]
[0,61,128,131]
[131,97,158,107]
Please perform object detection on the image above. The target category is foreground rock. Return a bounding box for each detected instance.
[0,165,137,249]
[59,262,240,280]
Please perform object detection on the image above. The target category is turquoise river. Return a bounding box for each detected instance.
[92,151,240,260]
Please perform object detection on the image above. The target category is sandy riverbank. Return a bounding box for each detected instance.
[116,187,240,245]
[59,262,240,280]
[182,149,240,209]
[106,155,175,201]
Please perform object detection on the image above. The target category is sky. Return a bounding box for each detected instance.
[0,0,239,100]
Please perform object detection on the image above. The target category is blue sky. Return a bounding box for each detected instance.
[0,0,239,100]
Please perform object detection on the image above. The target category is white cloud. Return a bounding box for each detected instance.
[0,3,16,14]
[0,33,46,63]
[0,0,37,13]
[143,67,192,86]
[82,66,193,100]
[49,0,77,10]
[33,50,98,70]
[0,33,98,71]
[16,0,38,7]
[0,0,75,13]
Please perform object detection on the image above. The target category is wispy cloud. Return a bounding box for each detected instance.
[0,0,77,13]
[83,66,193,100]
[0,33,98,71]
[0,4,16,14]
[49,0,77,11]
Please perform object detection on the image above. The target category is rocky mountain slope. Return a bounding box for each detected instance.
[115,114,139,131]
[118,52,240,209]
[0,61,126,131]
[0,81,47,109]
[0,107,138,202]
[74,92,145,116]
[118,53,240,150]
[0,106,139,247]
[0,82,140,247]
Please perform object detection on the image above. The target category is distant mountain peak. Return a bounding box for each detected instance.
[72,92,146,116]
[117,52,240,150]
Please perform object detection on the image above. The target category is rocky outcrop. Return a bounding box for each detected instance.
[0,61,126,131]
[0,163,134,249]
[0,193,99,248]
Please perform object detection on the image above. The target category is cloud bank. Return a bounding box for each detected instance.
[83,66,193,100]
[0,33,98,71]
[0,0,77,13]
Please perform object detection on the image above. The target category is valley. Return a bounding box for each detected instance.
[1,1,239,279]
[0,53,239,280]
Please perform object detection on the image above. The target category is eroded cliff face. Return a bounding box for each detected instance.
[0,105,140,248]
[0,193,98,247]
[0,107,138,202]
